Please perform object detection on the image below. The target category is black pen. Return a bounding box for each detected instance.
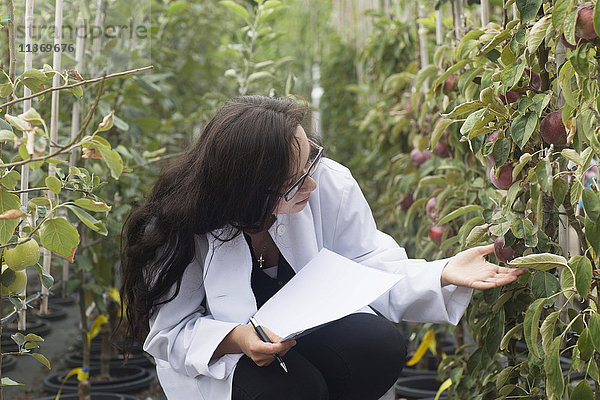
[249,317,288,373]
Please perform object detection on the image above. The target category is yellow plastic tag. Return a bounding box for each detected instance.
[87,314,108,345]
[406,328,435,367]
[434,378,452,400]
[54,367,89,400]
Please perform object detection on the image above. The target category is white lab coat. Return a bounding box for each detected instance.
[143,158,473,400]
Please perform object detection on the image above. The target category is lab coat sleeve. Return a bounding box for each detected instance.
[321,162,472,325]
[142,248,241,381]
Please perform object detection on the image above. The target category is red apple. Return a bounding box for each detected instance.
[576,3,598,40]
[523,68,541,91]
[498,90,521,104]
[444,75,457,92]
[426,197,438,222]
[410,148,432,167]
[400,193,414,211]
[489,165,515,190]
[561,33,588,50]
[485,131,498,162]
[540,110,567,146]
[433,142,450,158]
[494,236,517,264]
[429,224,445,245]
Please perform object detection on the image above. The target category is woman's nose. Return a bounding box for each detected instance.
[300,175,317,193]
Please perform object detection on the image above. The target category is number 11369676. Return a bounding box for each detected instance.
[19,43,75,52]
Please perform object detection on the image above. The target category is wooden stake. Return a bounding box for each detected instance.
[481,0,490,27]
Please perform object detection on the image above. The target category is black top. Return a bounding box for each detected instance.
[243,233,296,309]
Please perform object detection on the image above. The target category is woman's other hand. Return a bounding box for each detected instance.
[440,244,528,289]
[233,324,296,367]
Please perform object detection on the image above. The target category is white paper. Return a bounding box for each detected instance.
[252,248,404,341]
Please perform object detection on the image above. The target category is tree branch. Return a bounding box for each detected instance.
[0,65,153,110]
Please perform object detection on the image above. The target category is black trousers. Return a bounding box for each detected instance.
[232,313,407,400]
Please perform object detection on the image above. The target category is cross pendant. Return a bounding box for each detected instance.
[258,255,264,269]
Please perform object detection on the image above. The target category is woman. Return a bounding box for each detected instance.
[120,95,526,400]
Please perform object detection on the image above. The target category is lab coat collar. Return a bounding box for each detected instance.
[203,204,320,324]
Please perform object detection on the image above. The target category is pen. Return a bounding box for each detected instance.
[249,317,288,373]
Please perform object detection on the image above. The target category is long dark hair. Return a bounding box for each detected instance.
[119,95,310,348]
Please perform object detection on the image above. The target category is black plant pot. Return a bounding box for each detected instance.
[400,366,438,377]
[43,365,154,393]
[34,393,139,400]
[2,317,52,352]
[48,293,78,306]
[2,355,16,372]
[30,305,68,321]
[74,337,145,355]
[64,350,154,369]
[395,376,448,400]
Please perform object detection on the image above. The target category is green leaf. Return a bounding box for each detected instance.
[23,333,44,342]
[528,15,551,54]
[552,178,568,208]
[501,62,526,91]
[561,149,584,167]
[28,353,51,369]
[558,60,577,108]
[571,180,583,206]
[531,271,560,299]
[553,0,571,29]
[577,328,594,361]
[39,217,80,262]
[564,8,579,45]
[582,189,600,221]
[460,108,486,136]
[219,0,249,20]
[0,129,16,143]
[589,314,600,352]
[45,176,61,195]
[478,29,513,57]
[516,0,542,22]
[560,264,575,292]
[510,111,537,149]
[0,83,12,98]
[536,161,551,194]
[541,311,560,355]
[465,223,490,247]
[585,216,600,256]
[247,71,274,85]
[512,218,534,239]
[533,93,552,117]
[509,253,568,271]
[10,332,25,346]
[0,189,21,245]
[500,322,523,350]
[572,380,594,400]
[524,298,545,358]
[571,45,590,76]
[4,114,31,132]
[1,377,24,386]
[513,153,532,180]
[545,336,564,400]
[432,60,470,90]
[88,142,124,179]
[431,118,454,148]
[437,205,483,226]
[595,0,600,38]
[569,255,593,299]
[33,263,54,289]
[63,205,108,236]
[74,198,111,212]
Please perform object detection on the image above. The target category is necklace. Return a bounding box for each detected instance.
[255,239,269,269]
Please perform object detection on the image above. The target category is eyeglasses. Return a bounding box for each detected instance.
[283,138,323,202]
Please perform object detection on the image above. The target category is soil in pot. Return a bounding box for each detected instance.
[34,393,140,400]
[43,365,154,393]
[395,375,448,400]
[64,350,154,369]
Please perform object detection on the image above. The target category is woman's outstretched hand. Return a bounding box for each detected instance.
[440,244,528,289]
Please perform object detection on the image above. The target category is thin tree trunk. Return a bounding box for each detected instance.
[481,0,489,26]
